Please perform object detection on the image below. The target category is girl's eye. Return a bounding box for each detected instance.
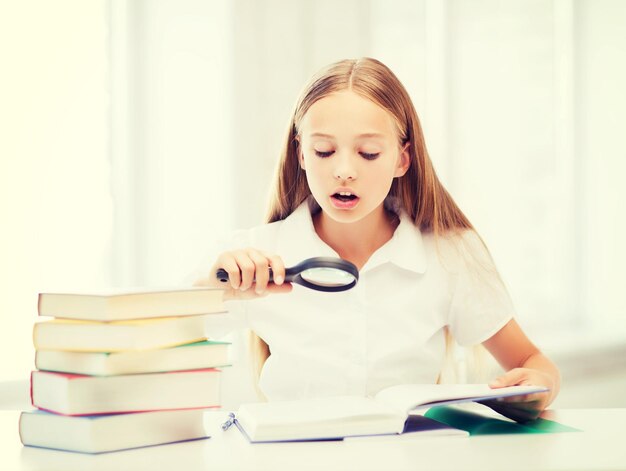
[360,152,380,160]
[314,150,334,158]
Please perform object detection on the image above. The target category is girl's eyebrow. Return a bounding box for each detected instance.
[357,132,385,139]
[310,132,334,138]
[309,132,385,139]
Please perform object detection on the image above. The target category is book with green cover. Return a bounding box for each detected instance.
[33,314,217,352]
[36,340,231,376]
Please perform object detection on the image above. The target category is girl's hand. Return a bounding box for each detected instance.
[481,368,554,423]
[204,248,293,300]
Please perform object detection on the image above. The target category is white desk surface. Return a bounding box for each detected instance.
[2,408,625,471]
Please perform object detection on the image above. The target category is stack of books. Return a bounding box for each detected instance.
[19,287,230,454]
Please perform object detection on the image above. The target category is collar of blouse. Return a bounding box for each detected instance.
[275,196,427,276]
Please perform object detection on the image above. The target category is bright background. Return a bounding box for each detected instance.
[1,0,625,408]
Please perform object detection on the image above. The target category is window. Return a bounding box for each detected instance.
[1,1,111,381]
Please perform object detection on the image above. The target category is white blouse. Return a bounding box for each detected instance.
[198,197,514,402]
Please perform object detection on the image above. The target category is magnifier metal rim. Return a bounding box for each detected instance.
[286,257,359,292]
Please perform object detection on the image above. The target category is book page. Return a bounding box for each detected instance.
[374,384,548,414]
[239,396,401,427]
[237,396,407,441]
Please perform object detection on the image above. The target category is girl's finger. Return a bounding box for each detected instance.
[233,251,256,291]
[248,250,271,293]
[489,368,528,388]
[216,256,242,290]
[265,254,286,285]
[264,282,293,295]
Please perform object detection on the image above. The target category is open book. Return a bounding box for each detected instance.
[227,384,548,442]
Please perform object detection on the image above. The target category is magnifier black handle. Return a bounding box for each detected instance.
[215,268,231,283]
[216,267,289,283]
[216,259,341,284]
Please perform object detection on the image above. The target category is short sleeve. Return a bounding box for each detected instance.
[446,231,515,347]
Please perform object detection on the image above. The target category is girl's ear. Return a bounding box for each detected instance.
[299,152,306,170]
[295,136,306,170]
[394,142,411,177]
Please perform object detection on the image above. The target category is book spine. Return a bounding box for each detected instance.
[18,412,25,446]
[34,404,222,417]
[31,324,38,350]
[29,371,34,407]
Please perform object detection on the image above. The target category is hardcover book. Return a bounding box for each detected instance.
[35,340,230,376]
[33,314,217,352]
[31,368,221,415]
[20,408,211,454]
[38,287,225,321]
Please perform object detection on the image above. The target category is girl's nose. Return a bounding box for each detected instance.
[333,153,357,181]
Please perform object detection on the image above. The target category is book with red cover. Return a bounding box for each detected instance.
[31,369,221,415]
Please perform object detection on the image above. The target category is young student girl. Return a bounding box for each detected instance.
[194,57,560,423]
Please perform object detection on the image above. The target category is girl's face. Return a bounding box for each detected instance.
[298,90,410,225]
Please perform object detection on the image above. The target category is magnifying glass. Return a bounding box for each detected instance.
[216,256,359,292]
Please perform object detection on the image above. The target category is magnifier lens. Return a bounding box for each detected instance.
[300,267,356,287]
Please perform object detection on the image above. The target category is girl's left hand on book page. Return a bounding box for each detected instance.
[481,367,554,423]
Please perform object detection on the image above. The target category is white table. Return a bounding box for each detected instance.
[2,408,625,471]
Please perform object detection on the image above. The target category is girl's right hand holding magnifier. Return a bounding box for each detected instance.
[206,248,293,300]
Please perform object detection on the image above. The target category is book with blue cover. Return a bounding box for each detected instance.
[19,408,211,454]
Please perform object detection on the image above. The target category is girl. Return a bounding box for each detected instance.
[195,57,560,423]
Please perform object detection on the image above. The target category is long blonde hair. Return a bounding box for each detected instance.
[250,57,477,385]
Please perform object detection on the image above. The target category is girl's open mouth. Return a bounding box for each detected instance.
[330,192,360,209]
